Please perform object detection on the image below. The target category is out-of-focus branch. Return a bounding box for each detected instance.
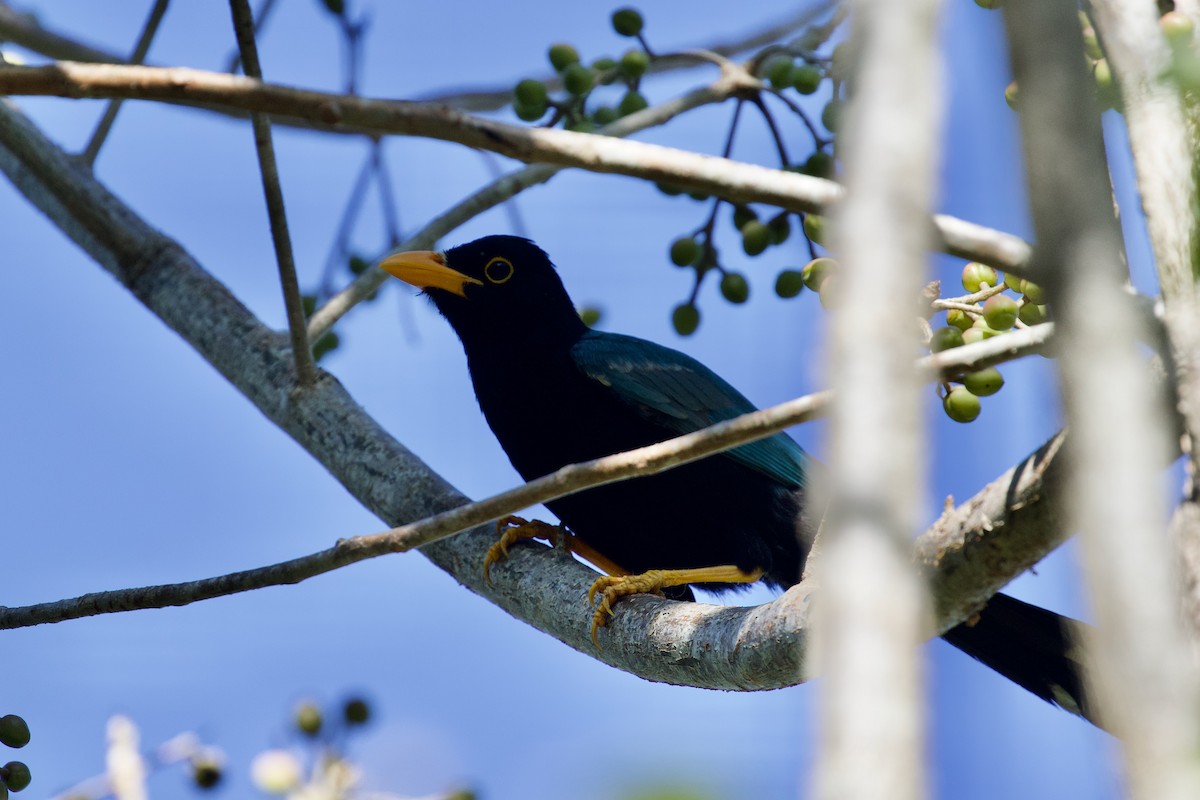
[1004,1,1200,797]
[0,61,1039,277]
[1087,0,1200,635]
[813,0,942,796]
[0,2,124,64]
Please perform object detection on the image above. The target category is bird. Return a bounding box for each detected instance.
[380,234,1093,723]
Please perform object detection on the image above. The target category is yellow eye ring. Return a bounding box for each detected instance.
[484,256,515,284]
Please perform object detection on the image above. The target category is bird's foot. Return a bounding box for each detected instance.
[483,515,569,583]
[587,565,764,648]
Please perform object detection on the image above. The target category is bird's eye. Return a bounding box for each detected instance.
[484,256,515,284]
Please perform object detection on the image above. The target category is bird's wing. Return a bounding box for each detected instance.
[572,331,809,489]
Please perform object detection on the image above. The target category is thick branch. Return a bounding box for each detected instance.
[0,61,1036,274]
[0,98,1071,689]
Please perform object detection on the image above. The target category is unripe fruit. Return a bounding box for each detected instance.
[1094,59,1116,109]
[946,309,974,331]
[732,205,757,230]
[295,703,322,737]
[801,150,835,179]
[974,0,1002,8]
[672,303,700,335]
[1005,277,1025,296]
[944,387,982,423]
[830,42,851,81]
[971,318,1003,339]
[821,99,842,132]
[791,64,822,94]
[801,257,836,291]
[619,49,649,80]
[961,262,998,292]
[803,214,826,245]
[963,367,1004,396]
[592,105,619,126]
[548,43,580,72]
[720,272,750,304]
[514,79,547,108]
[1,761,29,792]
[982,294,1019,330]
[768,215,791,245]
[656,182,683,196]
[669,236,701,267]
[1004,81,1019,109]
[618,90,649,116]
[930,326,965,352]
[1021,280,1045,304]
[192,758,222,790]
[775,269,805,298]
[1018,301,1048,326]
[0,717,29,749]
[514,101,547,122]
[592,56,617,73]
[961,327,986,345]
[741,221,771,256]
[563,63,594,96]
[611,7,644,37]
[344,697,371,726]
[579,306,602,327]
[1162,11,1195,48]
[763,55,794,88]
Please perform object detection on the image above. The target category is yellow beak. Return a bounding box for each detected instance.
[379,250,483,298]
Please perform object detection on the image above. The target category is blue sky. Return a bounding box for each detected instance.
[0,1,1134,797]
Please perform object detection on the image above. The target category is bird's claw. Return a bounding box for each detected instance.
[588,571,669,648]
[483,515,567,583]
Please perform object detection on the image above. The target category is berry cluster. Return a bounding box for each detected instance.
[511,8,652,131]
[0,715,31,796]
[929,262,1048,423]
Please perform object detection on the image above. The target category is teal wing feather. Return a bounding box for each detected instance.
[571,331,809,489]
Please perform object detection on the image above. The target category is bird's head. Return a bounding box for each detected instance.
[379,235,586,346]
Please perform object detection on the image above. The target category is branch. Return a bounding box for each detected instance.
[0,94,1067,690]
[1004,0,1200,793]
[0,61,1037,274]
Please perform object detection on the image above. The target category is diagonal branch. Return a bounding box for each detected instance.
[0,97,1072,689]
[0,61,1036,275]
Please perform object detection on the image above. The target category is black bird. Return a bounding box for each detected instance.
[381,234,1092,722]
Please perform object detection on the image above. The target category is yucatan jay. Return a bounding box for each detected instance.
[381,235,1091,722]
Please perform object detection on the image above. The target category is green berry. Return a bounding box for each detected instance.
[514,79,547,108]
[961,262,998,292]
[672,303,700,335]
[800,151,835,179]
[1004,81,1019,110]
[971,317,1003,338]
[192,757,222,790]
[563,63,594,96]
[1019,301,1048,326]
[669,236,701,267]
[592,105,619,126]
[656,182,684,196]
[295,703,322,737]
[741,220,771,256]
[720,272,750,304]
[790,64,823,94]
[775,269,805,298]
[963,367,1004,397]
[803,214,826,245]
[1162,11,1195,48]
[1005,277,1025,296]
[548,43,580,72]
[974,0,1002,7]
[1094,59,1116,109]
[1021,280,1045,304]
[1082,24,1103,60]
[0,762,28,793]
[301,293,317,317]
[686,189,709,201]
[611,7,644,37]
[592,56,617,73]
[565,118,597,133]
[732,205,758,229]
[943,387,982,423]
[768,214,791,245]
[763,55,794,88]
[801,257,836,291]
[312,330,340,362]
[820,99,842,132]
[830,42,851,81]
[579,306,603,327]
[930,326,965,352]
[515,100,547,122]
[617,90,649,116]
[0,717,29,749]
[982,294,1019,330]
[619,49,649,80]
[946,308,974,331]
[344,697,371,726]
[961,327,986,345]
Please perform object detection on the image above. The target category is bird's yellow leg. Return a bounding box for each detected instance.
[483,515,630,582]
[588,565,764,648]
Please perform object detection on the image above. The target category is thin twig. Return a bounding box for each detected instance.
[228,0,317,387]
[81,0,169,166]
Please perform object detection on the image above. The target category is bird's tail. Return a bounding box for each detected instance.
[941,592,1096,725]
